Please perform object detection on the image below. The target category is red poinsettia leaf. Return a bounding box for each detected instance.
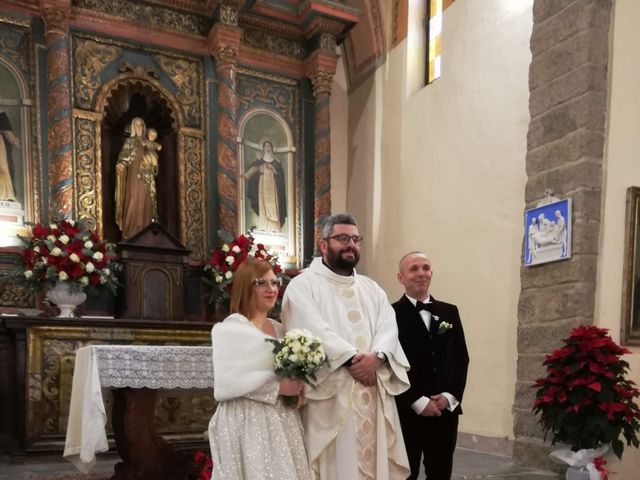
[587,381,602,392]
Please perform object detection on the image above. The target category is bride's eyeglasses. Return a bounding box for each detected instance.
[254,278,282,290]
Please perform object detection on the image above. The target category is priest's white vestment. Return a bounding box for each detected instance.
[282,257,411,480]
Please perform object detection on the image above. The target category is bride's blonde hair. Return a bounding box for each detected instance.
[229,257,272,316]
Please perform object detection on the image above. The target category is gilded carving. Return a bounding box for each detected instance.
[242,29,306,60]
[74,116,99,225]
[318,33,337,53]
[73,38,121,110]
[25,326,212,447]
[218,113,236,140]
[219,4,238,26]
[237,75,296,124]
[154,54,202,128]
[212,46,238,70]
[0,23,29,74]
[40,6,71,40]
[182,134,206,261]
[0,282,34,307]
[308,69,334,98]
[73,0,210,37]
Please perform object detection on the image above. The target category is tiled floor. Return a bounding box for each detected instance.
[0,448,560,480]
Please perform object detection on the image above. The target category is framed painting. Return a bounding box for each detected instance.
[621,187,640,345]
[524,198,571,267]
[237,108,298,267]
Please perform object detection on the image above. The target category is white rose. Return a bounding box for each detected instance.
[69,253,80,263]
[84,240,93,249]
[288,354,298,363]
[24,270,33,279]
[58,271,68,281]
[231,245,241,253]
[291,341,302,353]
[47,235,56,242]
[102,268,110,276]
[85,262,95,273]
[93,251,104,261]
[49,224,57,230]
[33,246,40,253]
[79,276,89,286]
[215,275,223,283]
[222,244,230,253]
[51,247,62,256]
[67,219,75,226]
[224,271,233,280]
[59,234,70,245]
[225,255,234,265]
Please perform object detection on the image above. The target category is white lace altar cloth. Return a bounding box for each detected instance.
[63,345,213,473]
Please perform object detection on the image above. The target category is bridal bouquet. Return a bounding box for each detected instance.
[266,328,329,406]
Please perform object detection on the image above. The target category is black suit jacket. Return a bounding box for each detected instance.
[393,295,469,415]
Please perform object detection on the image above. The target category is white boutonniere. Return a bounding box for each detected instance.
[437,321,453,335]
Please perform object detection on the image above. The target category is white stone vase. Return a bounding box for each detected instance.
[45,281,87,318]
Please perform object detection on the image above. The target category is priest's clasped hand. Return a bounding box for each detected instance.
[349,352,383,387]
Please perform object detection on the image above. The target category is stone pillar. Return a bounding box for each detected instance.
[208,3,242,235]
[40,0,74,219]
[513,0,612,470]
[305,35,339,240]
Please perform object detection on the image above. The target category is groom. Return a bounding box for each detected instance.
[393,251,469,480]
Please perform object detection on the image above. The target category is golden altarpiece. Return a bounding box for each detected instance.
[0,0,361,466]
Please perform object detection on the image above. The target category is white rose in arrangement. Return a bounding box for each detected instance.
[69,253,80,263]
[222,244,230,253]
[24,270,33,279]
[33,246,40,252]
[225,255,234,265]
[215,275,223,283]
[231,245,241,253]
[85,262,95,273]
[59,234,70,244]
[84,240,93,249]
[47,235,56,242]
[49,224,57,230]
[67,219,75,226]
[79,276,89,286]
[224,270,233,280]
[92,251,104,261]
[102,268,110,276]
[58,271,68,281]
[51,247,62,256]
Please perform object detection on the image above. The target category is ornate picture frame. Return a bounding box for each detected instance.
[621,187,640,345]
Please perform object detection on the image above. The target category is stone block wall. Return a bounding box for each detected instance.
[513,0,612,470]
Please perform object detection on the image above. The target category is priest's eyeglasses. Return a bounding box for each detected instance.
[324,234,364,246]
[254,278,282,290]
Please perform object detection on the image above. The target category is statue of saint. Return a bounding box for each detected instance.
[115,117,160,239]
[244,140,287,232]
[0,111,20,201]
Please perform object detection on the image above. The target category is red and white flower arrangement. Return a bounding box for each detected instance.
[205,230,283,305]
[17,218,120,294]
[532,325,640,464]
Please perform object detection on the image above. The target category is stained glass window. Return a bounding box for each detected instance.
[426,0,443,84]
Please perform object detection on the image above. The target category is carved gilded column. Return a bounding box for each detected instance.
[40,0,74,219]
[208,3,242,235]
[306,38,339,238]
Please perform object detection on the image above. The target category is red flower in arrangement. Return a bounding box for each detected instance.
[11,218,121,294]
[192,450,213,480]
[204,229,286,305]
[532,325,640,459]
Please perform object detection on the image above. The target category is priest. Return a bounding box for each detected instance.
[282,213,410,480]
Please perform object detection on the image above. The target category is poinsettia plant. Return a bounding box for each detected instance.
[204,229,284,306]
[532,325,640,459]
[191,450,213,480]
[12,218,120,294]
